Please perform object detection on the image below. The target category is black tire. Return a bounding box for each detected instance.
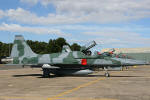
[105,73,110,77]
[43,68,50,78]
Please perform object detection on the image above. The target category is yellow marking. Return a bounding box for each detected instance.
[0,72,120,100]
[48,77,105,100]
[133,66,137,68]
[48,97,117,100]
[0,96,117,100]
[48,71,121,100]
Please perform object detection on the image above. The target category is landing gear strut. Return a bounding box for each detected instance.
[104,67,110,77]
[43,68,50,78]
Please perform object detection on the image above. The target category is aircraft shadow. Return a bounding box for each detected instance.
[13,74,60,78]
[12,74,103,78]
[13,74,42,77]
[68,75,143,78]
[12,74,143,78]
[67,75,103,77]
[109,75,143,77]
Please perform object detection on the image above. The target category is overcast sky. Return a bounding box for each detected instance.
[0,0,150,50]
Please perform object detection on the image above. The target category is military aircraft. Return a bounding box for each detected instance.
[94,48,150,70]
[120,52,150,64]
[2,35,149,77]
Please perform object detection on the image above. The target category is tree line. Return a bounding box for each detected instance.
[0,37,81,58]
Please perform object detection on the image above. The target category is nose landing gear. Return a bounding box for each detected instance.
[104,67,110,77]
[104,72,110,77]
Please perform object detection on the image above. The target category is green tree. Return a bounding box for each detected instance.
[70,43,81,51]
[0,37,81,59]
[47,39,61,53]
[47,37,68,53]
[56,37,68,48]
[27,40,48,54]
[0,42,12,58]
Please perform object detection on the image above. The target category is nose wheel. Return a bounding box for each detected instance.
[104,67,110,77]
[105,72,110,77]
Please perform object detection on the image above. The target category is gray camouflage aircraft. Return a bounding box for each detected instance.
[2,35,148,77]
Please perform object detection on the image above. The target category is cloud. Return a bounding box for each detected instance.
[0,0,150,48]
[0,0,149,24]
[83,30,150,47]
[0,23,70,36]
[4,8,84,25]
[20,0,38,6]
[49,0,150,23]
[0,10,5,18]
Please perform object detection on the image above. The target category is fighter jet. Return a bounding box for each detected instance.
[2,35,148,77]
[120,52,150,64]
[95,48,148,65]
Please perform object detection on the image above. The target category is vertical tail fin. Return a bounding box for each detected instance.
[11,35,37,58]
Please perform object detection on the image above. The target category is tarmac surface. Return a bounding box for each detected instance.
[0,64,150,100]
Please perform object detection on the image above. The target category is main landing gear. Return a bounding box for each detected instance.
[104,67,110,77]
[42,68,50,78]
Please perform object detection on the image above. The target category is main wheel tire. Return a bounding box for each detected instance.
[43,68,50,78]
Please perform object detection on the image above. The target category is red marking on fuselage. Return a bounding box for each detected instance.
[97,52,101,55]
[81,59,87,65]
